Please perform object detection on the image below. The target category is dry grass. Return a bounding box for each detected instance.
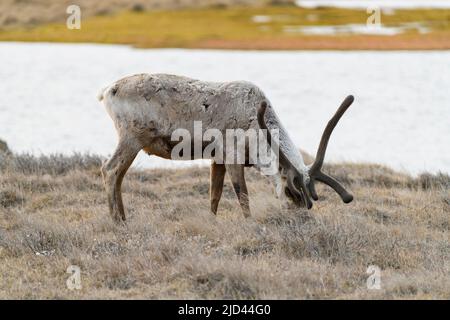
[0,152,449,299]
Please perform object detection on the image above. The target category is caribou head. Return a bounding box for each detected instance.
[257,95,355,209]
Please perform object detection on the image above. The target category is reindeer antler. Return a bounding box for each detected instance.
[308,95,354,203]
[258,96,354,208]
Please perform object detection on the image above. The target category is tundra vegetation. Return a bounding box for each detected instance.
[0,148,448,299]
[0,4,449,49]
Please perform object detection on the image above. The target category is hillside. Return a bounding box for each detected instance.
[0,3,449,50]
[0,0,295,28]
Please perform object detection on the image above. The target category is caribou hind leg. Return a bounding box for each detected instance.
[101,138,140,223]
[226,164,250,217]
[210,161,226,215]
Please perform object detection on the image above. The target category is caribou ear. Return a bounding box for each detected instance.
[308,95,354,203]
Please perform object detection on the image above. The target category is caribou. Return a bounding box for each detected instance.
[98,73,354,222]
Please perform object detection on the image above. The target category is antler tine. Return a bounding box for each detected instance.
[308,95,354,203]
[309,95,354,175]
[315,172,353,203]
[308,179,318,201]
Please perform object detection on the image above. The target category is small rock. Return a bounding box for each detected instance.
[0,138,11,154]
[35,249,55,257]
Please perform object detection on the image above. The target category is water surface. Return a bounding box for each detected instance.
[296,0,450,9]
[0,43,448,174]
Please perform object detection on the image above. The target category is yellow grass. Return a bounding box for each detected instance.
[0,152,448,299]
[0,6,450,49]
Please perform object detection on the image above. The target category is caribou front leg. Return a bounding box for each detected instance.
[210,161,226,215]
[226,164,250,217]
[101,138,140,223]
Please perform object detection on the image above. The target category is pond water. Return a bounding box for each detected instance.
[296,0,450,9]
[283,23,429,35]
[0,42,448,174]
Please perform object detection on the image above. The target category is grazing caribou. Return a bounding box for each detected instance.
[98,73,354,222]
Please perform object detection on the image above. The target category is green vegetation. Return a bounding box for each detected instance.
[0,6,449,49]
